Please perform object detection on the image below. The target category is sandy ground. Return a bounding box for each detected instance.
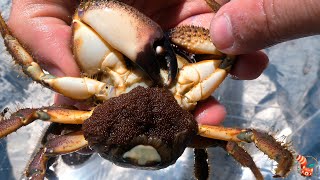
[0,1,320,180]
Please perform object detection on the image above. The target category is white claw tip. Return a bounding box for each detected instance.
[155,46,165,55]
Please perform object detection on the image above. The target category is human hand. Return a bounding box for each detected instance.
[210,0,320,54]
[7,0,268,126]
[8,0,80,77]
[196,0,319,125]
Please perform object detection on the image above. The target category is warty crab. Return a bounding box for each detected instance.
[0,0,294,179]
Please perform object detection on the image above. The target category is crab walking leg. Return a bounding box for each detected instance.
[190,136,263,180]
[194,148,209,180]
[26,131,88,179]
[0,14,109,100]
[198,125,294,177]
[204,0,223,12]
[0,14,52,82]
[225,142,263,180]
[0,107,92,138]
[43,77,107,100]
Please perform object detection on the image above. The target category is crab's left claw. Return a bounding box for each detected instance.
[76,0,177,86]
[153,33,178,85]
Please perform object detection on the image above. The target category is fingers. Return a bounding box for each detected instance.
[194,97,226,125]
[8,0,79,77]
[230,51,269,80]
[210,0,320,54]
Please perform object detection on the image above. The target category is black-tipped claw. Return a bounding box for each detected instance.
[162,34,178,86]
[152,34,178,86]
[135,35,178,86]
[135,50,162,85]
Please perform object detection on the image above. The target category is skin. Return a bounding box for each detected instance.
[210,0,320,54]
[7,0,272,126]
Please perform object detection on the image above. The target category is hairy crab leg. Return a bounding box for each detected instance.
[194,148,209,180]
[0,107,92,138]
[204,0,230,12]
[225,142,263,180]
[26,131,88,179]
[0,15,52,82]
[190,136,263,180]
[198,125,294,177]
[0,14,110,100]
[44,131,88,154]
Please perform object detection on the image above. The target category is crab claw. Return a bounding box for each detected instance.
[76,0,177,85]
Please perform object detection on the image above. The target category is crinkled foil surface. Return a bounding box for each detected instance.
[0,1,320,180]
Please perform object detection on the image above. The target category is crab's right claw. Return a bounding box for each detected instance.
[75,0,177,86]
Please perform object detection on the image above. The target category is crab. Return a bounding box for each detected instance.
[0,0,294,180]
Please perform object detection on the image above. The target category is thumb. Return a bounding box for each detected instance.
[210,0,320,54]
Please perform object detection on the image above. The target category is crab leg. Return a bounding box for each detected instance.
[194,148,209,180]
[190,136,263,180]
[204,0,223,12]
[198,125,294,177]
[225,142,263,180]
[44,131,88,154]
[0,14,109,100]
[26,131,88,179]
[0,15,52,82]
[44,77,107,100]
[0,107,92,138]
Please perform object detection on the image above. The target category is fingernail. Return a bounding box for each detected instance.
[211,14,234,50]
[195,109,207,124]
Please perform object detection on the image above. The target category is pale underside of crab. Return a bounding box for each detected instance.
[0,0,294,180]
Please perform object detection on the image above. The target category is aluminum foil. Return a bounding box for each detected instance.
[0,1,320,179]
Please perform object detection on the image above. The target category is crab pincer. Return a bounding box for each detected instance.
[0,0,295,179]
[75,0,178,86]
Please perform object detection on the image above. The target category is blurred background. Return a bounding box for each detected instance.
[0,0,319,179]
